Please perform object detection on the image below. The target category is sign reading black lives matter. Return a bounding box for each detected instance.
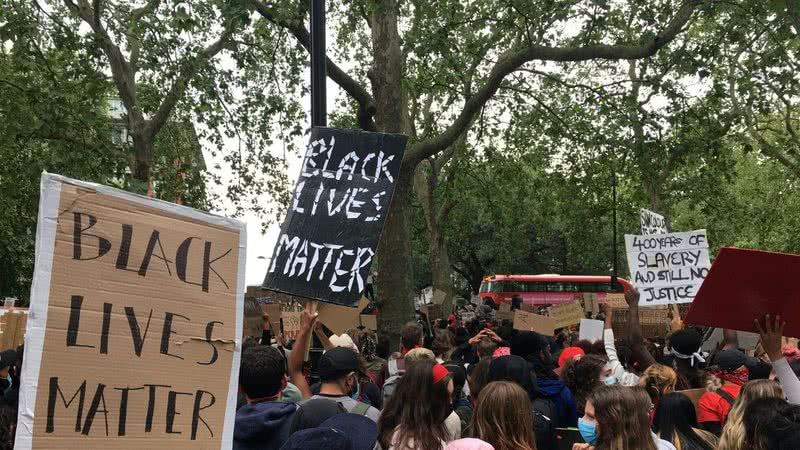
[625,230,710,305]
[264,127,407,306]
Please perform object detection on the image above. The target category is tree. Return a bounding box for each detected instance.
[253,0,705,345]
[59,0,249,185]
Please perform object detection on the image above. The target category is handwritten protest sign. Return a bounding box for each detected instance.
[548,302,585,329]
[640,209,668,235]
[625,230,710,305]
[513,311,555,335]
[17,174,246,450]
[264,127,407,307]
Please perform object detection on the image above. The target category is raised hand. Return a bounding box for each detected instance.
[755,314,786,362]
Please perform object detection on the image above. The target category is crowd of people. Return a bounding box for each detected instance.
[0,289,798,449]
[231,289,800,450]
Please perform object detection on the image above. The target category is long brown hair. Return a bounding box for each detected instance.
[591,385,657,450]
[378,359,451,449]
[472,381,536,450]
[718,380,784,450]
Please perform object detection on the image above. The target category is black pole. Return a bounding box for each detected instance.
[310,0,327,127]
[611,156,619,290]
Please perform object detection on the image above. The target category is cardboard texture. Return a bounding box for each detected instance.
[579,319,605,343]
[685,247,800,337]
[317,297,370,334]
[0,312,27,351]
[513,311,556,335]
[549,302,585,329]
[263,127,408,307]
[17,174,246,450]
[606,293,627,308]
[625,230,710,305]
[421,304,443,322]
[359,314,377,331]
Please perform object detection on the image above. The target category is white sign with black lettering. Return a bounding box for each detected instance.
[640,209,668,235]
[625,230,710,305]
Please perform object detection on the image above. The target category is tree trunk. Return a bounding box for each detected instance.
[130,117,153,182]
[376,166,416,349]
[429,225,454,314]
[370,0,412,350]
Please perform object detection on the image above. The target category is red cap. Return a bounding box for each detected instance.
[448,314,456,322]
[558,347,585,368]
[432,363,450,384]
[492,347,511,359]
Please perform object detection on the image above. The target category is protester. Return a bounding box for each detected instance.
[380,321,424,388]
[743,397,800,450]
[755,314,800,404]
[602,303,640,386]
[557,347,585,374]
[512,330,579,427]
[310,346,381,421]
[444,362,473,437]
[472,381,536,450]
[639,364,677,410]
[444,438,495,450]
[697,349,751,434]
[717,379,784,450]
[281,413,378,450]
[667,328,706,390]
[468,357,492,404]
[488,355,555,450]
[573,385,676,450]
[561,354,608,417]
[378,360,455,450]
[653,392,717,450]
[234,345,297,450]
[361,331,388,379]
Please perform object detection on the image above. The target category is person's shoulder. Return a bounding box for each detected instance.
[656,438,678,450]
[723,383,742,395]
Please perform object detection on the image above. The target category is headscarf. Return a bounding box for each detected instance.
[488,355,538,398]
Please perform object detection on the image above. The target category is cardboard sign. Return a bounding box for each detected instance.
[1,311,28,350]
[549,302,585,329]
[263,127,408,307]
[513,311,555,335]
[496,303,514,321]
[421,303,443,322]
[281,304,304,339]
[625,230,710,305]
[578,319,605,343]
[640,208,668,235]
[685,247,800,338]
[606,293,627,308]
[317,296,370,334]
[359,314,377,331]
[17,174,246,449]
[701,328,761,352]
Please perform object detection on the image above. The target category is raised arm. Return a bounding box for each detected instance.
[288,303,318,399]
[625,288,656,370]
[756,315,800,405]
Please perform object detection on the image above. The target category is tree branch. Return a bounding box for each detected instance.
[147,22,236,138]
[408,0,703,164]
[250,0,377,130]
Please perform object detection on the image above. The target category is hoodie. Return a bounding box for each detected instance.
[234,401,297,450]
[537,378,578,427]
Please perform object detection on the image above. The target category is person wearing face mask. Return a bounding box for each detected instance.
[307,346,381,422]
[574,385,676,450]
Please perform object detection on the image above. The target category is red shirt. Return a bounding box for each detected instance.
[698,384,741,424]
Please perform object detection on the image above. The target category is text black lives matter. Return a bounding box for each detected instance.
[263,128,407,306]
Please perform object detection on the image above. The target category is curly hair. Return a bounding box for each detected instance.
[561,354,607,415]
[639,364,677,404]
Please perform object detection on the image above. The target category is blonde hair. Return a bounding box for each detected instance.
[405,347,436,363]
[473,381,536,450]
[639,364,677,403]
[718,380,784,450]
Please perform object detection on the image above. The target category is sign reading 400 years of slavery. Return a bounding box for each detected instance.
[17,174,246,450]
[264,127,407,307]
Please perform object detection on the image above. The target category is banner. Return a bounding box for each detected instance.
[625,230,710,305]
[264,127,407,307]
[640,208,668,235]
[513,311,555,335]
[17,174,246,450]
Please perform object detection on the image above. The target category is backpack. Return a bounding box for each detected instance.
[533,397,558,450]
[382,358,406,404]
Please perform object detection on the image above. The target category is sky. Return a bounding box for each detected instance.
[203,76,343,288]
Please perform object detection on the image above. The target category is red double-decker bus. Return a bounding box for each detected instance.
[478,274,632,307]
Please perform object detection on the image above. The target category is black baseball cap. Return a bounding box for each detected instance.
[318,347,359,381]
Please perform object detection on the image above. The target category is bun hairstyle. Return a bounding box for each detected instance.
[639,364,677,403]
